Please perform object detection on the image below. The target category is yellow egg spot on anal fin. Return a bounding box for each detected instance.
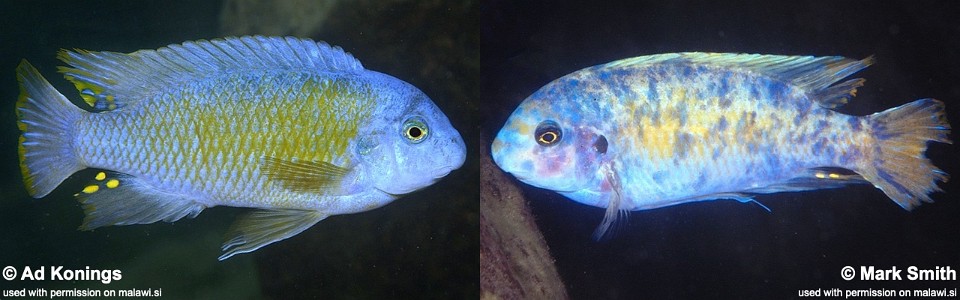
[260,156,351,193]
[95,172,106,181]
[82,185,99,194]
[76,174,205,231]
[806,168,866,183]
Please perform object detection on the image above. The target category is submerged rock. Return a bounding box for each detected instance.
[481,147,567,299]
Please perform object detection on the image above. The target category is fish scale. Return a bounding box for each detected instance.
[109,73,371,205]
[617,75,802,200]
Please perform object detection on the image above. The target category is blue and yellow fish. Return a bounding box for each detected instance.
[492,53,950,238]
[16,36,466,260]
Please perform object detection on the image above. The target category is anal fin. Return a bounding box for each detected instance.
[746,168,866,194]
[220,209,328,261]
[77,173,205,230]
[673,192,771,212]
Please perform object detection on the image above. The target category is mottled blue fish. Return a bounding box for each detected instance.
[492,53,950,238]
[17,36,466,260]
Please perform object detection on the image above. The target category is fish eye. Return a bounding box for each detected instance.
[402,117,429,144]
[535,120,562,146]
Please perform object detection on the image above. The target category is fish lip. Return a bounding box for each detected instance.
[508,171,533,183]
[435,159,464,178]
[374,167,454,196]
[435,170,454,179]
[438,165,455,176]
[548,187,579,193]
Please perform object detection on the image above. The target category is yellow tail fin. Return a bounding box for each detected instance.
[859,99,950,209]
[16,60,86,198]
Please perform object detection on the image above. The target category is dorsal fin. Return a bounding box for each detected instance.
[603,52,874,105]
[57,36,364,109]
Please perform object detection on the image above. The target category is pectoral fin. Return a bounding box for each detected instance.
[593,163,628,240]
[261,156,350,193]
[219,209,328,261]
[77,172,204,230]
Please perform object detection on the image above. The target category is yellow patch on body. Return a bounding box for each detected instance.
[639,117,678,159]
[75,70,378,209]
[631,86,793,163]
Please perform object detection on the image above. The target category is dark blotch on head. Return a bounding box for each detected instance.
[593,135,608,154]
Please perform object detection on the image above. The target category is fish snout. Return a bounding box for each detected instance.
[490,135,535,181]
[490,136,512,173]
[439,134,467,178]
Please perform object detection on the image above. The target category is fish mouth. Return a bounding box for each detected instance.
[375,167,454,196]
[548,187,579,193]
[435,165,458,179]
[510,172,530,181]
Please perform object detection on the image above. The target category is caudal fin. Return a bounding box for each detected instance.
[859,99,950,210]
[16,60,86,198]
